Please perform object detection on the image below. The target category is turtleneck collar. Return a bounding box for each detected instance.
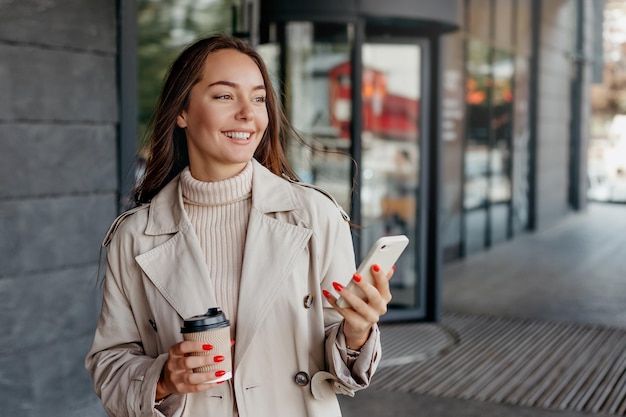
[181,161,253,206]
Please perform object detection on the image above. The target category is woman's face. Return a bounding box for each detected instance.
[177,49,269,181]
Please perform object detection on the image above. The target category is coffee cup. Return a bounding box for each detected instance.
[181,307,232,383]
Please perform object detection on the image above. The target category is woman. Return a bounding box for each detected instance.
[86,34,394,417]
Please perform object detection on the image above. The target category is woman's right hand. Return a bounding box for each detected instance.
[156,341,228,400]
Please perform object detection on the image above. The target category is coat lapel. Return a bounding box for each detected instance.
[234,208,312,369]
[135,177,217,321]
[135,225,217,321]
[233,161,312,369]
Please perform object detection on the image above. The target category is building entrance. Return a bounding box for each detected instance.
[258,21,435,320]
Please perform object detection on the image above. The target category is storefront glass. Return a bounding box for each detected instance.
[490,49,514,245]
[360,42,421,309]
[464,39,490,253]
[462,0,530,254]
[281,22,354,212]
[267,21,424,313]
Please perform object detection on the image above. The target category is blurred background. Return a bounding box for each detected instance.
[0,0,624,415]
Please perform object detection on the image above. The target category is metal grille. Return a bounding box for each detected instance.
[375,313,626,415]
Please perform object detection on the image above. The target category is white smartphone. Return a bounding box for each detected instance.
[336,235,410,308]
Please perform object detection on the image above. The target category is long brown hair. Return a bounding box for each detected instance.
[133,34,298,205]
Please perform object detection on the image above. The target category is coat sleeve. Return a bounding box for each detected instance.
[85,225,185,417]
[315,200,382,396]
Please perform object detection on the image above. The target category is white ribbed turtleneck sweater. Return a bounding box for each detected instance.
[180,161,253,339]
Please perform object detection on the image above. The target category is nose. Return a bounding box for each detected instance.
[236,101,254,120]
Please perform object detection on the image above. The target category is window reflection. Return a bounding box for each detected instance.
[282,22,353,211]
[464,40,515,251]
[465,40,490,210]
[361,43,420,309]
[276,26,422,311]
[491,50,514,206]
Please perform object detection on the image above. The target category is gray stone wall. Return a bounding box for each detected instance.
[0,1,118,416]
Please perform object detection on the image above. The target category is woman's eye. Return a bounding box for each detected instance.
[253,96,266,103]
[215,94,232,100]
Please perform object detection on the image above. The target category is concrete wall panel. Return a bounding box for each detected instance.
[0,334,104,417]
[28,338,100,416]
[0,0,116,52]
[0,266,102,350]
[0,44,117,122]
[0,194,116,276]
[0,124,116,198]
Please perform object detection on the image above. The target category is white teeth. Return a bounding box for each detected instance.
[224,131,251,140]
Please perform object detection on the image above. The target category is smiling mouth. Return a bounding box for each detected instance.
[223,131,251,140]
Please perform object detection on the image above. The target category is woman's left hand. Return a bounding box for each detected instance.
[323,264,395,350]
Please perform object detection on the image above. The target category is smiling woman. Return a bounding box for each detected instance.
[85,34,397,417]
[175,49,269,182]
[132,35,296,205]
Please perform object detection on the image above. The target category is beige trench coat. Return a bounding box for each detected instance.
[86,160,381,417]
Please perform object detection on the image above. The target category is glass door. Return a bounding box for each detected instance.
[278,22,354,214]
[261,22,429,319]
[359,42,422,312]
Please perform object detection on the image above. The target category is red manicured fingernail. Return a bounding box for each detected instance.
[392,265,397,271]
[202,344,214,351]
[231,340,236,346]
[217,381,225,384]
[214,355,225,363]
[373,264,380,272]
[322,289,331,298]
[333,282,343,292]
[215,370,226,377]
[353,273,362,283]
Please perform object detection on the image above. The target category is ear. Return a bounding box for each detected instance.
[176,113,187,129]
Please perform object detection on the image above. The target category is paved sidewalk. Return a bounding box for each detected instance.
[340,202,626,417]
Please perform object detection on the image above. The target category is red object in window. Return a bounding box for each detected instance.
[328,61,418,141]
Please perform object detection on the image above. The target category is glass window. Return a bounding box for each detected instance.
[361,43,421,309]
[490,49,513,206]
[464,39,517,251]
[282,22,354,212]
[464,39,491,210]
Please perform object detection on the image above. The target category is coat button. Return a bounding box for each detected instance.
[303,294,314,309]
[294,371,310,386]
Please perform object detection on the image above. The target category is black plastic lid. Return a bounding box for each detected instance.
[181,307,230,333]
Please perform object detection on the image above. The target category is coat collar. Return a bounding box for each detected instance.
[144,159,298,236]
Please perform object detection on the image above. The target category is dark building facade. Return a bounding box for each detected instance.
[0,0,598,415]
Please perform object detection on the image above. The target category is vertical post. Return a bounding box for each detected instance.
[425,35,443,322]
[568,0,585,210]
[527,0,541,230]
[350,19,364,261]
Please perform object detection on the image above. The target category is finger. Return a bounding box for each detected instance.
[169,341,208,359]
[185,369,231,386]
[181,354,225,373]
[370,264,393,302]
[355,280,390,313]
[331,281,380,324]
[330,281,371,311]
[322,288,343,311]
[322,288,360,321]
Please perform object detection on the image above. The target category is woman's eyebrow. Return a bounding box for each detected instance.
[208,80,266,90]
